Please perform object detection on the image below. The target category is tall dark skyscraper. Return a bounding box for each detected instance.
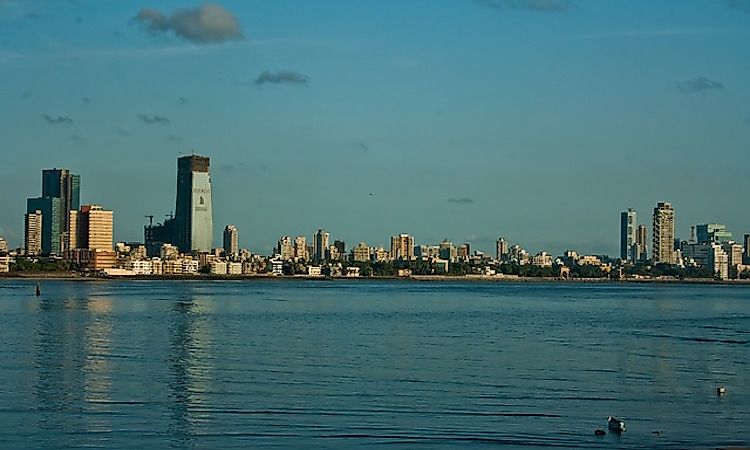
[175,155,213,254]
[26,168,80,255]
[620,208,636,262]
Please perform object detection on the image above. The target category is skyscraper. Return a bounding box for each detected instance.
[390,234,415,260]
[175,155,213,254]
[24,210,43,256]
[620,209,637,262]
[744,234,750,265]
[313,229,329,262]
[42,168,80,252]
[636,225,648,261]
[696,224,732,244]
[294,236,308,261]
[277,235,294,261]
[496,237,509,261]
[223,225,239,258]
[77,205,114,250]
[653,202,676,264]
[26,197,61,255]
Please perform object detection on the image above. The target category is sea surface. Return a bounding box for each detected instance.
[0,280,748,449]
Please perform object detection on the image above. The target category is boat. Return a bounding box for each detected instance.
[608,416,626,433]
[717,386,726,396]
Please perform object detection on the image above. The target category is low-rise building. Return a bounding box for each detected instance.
[270,259,283,276]
[345,266,361,277]
[532,251,553,267]
[182,259,199,275]
[372,247,390,262]
[577,255,603,266]
[308,266,323,277]
[210,261,228,275]
[151,258,163,275]
[128,259,154,275]
[0,256,10,273]
[161,244,179,260]
[228,262,242,275]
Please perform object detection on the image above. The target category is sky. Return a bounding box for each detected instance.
[0,0,749,256]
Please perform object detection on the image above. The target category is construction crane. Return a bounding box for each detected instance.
[145,215,154,226]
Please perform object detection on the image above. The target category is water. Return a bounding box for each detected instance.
[0,280,748,449]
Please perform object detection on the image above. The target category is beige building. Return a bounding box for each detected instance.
[373,247,390,262]
[653,202,676,264]
[294,236,308,261]
[67,210,78,252]
[0,256,10,273]
[78,205,114,251]
[390,234,415,260]
[24,210,43,256]
[352,242,371,262]
[277,236,294,261]
[723,242,744,278]
[532,251,553,267]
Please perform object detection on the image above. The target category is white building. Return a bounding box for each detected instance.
[128,260,154,275]
[0,256,10,273]
[210,261,228,275]
[228,262,242,275]
[182,259,199,275]
[532,251,553,267]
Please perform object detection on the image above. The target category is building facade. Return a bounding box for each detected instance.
[390,234,415,260]
[42,168,80,252]
[620,209,637,262]
[223,224,239,258]
[26,197,61,255]
[294,236,308,261]
[77,205,114,250]
[352,242,370,262]
[496,237,509,261]
[696,223,732,244]
[175,155,213,254]
[636,224,648,261]
[653,202,676,265]
[277,236,294,261]
[24,210,43,256]
[313,229,329,262]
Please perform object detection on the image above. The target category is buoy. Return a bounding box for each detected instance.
[717,386,726,396]
[594,429,606,436]
[35,283,41,297]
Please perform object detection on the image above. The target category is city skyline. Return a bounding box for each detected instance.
[1,1,749,255]
[5,159,750,258]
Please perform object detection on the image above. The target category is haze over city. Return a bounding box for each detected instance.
[1,0,749,255]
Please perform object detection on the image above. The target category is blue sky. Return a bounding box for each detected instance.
[1,0,749,256]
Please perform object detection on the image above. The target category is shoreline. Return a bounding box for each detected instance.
[2,272,749,286]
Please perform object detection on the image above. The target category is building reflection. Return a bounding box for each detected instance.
[33,289,113,447]
[167,288,214,447]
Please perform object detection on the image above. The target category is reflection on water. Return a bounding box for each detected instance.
[0,280,747,449]
[168,294,214,447]
[33,294,114,447]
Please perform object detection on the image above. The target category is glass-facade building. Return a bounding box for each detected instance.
[26,197,61,255]
[620,209,637,261]
[175,156,213,253]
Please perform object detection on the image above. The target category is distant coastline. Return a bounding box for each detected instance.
[2,272,750,286]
